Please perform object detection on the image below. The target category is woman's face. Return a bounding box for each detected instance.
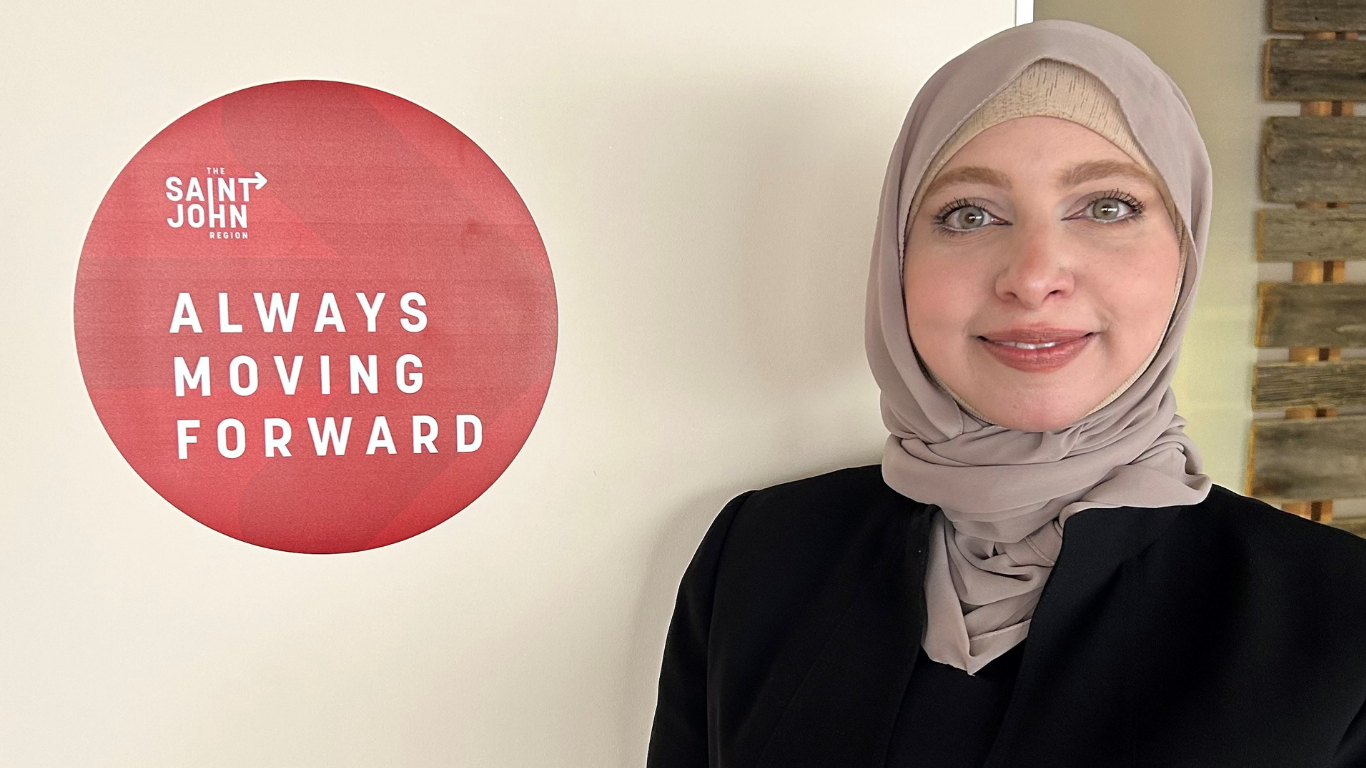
[903,115,1182,432]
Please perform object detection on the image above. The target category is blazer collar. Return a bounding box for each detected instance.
[745,491,1183,768]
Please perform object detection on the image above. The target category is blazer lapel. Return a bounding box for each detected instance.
[980,503,1182,768]
[746,492,936,768]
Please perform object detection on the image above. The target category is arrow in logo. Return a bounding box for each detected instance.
[235,172,267,202]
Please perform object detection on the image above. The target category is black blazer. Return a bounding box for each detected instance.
[645,464,1366,767]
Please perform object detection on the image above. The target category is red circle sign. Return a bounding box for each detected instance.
[74,80,558,554]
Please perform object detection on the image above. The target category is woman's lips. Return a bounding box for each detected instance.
[977,332,1095,372]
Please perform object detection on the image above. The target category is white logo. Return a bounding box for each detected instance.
[165,168,267,240]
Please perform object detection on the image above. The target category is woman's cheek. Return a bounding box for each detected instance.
[1096,270,1173,360]
[906,279,976,374]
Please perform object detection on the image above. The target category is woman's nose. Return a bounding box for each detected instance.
[994,217,1075,310]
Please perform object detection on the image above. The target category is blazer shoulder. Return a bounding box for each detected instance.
[1200,484,1366,552]
[723,463,912,546]
[1187,484,1366,596]
[740,463,899,515]
[705,464,921,595]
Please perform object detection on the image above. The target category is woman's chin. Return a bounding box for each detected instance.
[973,396,1093,432]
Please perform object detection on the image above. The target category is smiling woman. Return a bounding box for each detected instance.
[647,19,1366,768]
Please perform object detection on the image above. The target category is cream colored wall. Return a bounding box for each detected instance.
[0,1,1016,766]
[1035,0,1366,515]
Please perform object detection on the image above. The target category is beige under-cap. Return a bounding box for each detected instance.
[903,57,1189,424]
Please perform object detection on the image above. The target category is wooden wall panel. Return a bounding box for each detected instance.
[1262,116,1366,202]
[1253,359,1366,409]
[1260,4,1365,523]
[1258,207,1366,261]
[1270,0,1366,32]
[1329,517,1366,536]
[1265,39,1366,101]
[1249,414,1366,500]
[1256,281,1366,347]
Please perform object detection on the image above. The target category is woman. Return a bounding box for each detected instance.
[646,19,1366,768]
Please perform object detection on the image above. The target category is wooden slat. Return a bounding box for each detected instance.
[1265,39,1366,101]
[1249,414,1366,500]
[1270,0,1366,32]
[1258,208,1366,261]
[1327,517,1366,538]
[1253,358,1366,409]
[1256,281,1366,347]
[1261,116,1366,202]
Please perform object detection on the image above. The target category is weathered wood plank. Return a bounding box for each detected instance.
[1327,516,1366,538]
[1253,358,1366,409]
[1265,39,1366,101]
[1256,281,1366,347]
[1258,207,1366,261]
[1270,0,1366,32]
[1249,414,1366,500]
[1262,116,1366,203]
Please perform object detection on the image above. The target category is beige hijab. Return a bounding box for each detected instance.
[864,20,1213,675]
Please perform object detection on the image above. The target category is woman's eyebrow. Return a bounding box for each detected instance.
[922,166,1012,200]
[922,159,1158,202]
[1056,159,1156,189]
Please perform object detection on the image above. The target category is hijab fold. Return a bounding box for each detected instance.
[863,20,1213,675]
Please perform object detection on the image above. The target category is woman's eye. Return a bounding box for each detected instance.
[1085,197,1134,222]
[943,205,995,230]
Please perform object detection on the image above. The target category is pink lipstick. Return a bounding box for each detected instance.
[976,329,1095,373]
